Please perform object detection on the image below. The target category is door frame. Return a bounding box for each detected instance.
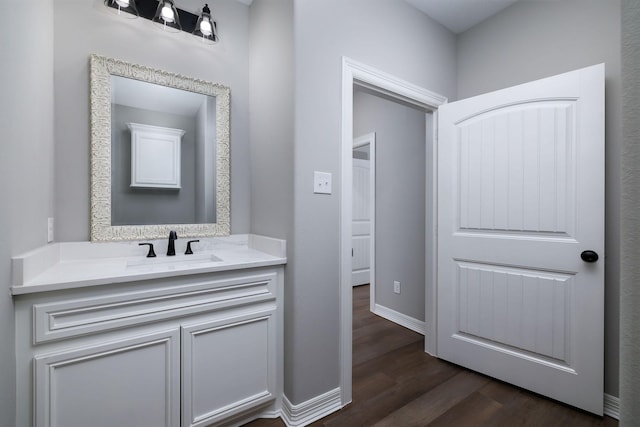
[339,57,447,406]
[352,133,375,301]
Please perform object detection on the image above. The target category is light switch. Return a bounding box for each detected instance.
[313,171,332,194]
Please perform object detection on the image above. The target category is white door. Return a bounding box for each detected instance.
[437,64,604,414]
[352,156,371,287]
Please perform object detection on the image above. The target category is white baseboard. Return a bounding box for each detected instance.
[604,393,620,419]
[246,387,616,425]
[281,388,343,427]
[373,304,426,335]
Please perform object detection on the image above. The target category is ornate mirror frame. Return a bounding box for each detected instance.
[90,54,230,241]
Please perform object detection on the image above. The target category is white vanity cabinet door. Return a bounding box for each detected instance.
[181,309,277,427]
[34,329,181,427]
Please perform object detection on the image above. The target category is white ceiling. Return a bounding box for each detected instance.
[111,76,207,117]
[404,0,520,34]
[236,1,516,34]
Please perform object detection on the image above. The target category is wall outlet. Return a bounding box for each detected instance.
[393,280,401,294]
[313,171,332,194]
[47,217,54,243]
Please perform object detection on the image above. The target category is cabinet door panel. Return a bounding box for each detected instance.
[34,330,180,427]
[182,311,276,427]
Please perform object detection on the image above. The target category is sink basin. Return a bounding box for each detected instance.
[126,253,223,270]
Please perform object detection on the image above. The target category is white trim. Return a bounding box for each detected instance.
[340,56,447,406]
[373,304,427,335]
[280,388,342,427]
[341,58,354,407]
[353,132,376,311]
[240,391,619,426]
[353,132,374,150]
[425,113,439,357]
[603,393,620,419]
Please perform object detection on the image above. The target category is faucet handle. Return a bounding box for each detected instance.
[185,240,200,255]
[138,243,157,258]
[169,230,177,239]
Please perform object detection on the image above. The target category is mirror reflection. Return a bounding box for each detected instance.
[89,54,230,241]
[110,76,217,226]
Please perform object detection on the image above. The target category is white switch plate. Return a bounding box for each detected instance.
[47,217,54,243]
[313,171,332,194]
[393,280,401,294]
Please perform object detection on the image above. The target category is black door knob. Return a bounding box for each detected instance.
[580,250,599,263]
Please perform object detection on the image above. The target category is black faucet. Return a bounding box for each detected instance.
[167,230,177,256]
[185,239,200,255]
[138,242,156,258]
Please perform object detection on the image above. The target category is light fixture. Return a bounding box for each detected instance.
[104,0,139,18]
[153,0,182,33]
[193,4,219,44]
[105,0,220,45]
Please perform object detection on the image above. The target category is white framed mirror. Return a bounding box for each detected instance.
[90,54,230,241]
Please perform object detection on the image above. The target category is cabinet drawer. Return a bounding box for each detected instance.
[33,272,277,344]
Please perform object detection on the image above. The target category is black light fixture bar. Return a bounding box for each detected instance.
[106,0,218,40]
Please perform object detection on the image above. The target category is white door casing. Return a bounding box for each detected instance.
[340,57,447,406]
[437,64,605,414]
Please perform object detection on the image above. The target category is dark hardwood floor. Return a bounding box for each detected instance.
[244,285,617,427]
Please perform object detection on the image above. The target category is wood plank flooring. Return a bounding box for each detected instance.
[243,285,617,427]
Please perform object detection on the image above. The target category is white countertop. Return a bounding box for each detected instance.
[11,234,286,295]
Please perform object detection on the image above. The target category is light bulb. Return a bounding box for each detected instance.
[199,20,212,36]
[115,0,129,7]
[161,4,175,23]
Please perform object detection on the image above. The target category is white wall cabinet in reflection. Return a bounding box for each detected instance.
[128,122,185,189]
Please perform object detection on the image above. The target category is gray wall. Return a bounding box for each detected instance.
[53,0,251,241]
[353,89,427,322]
[0,0,55,425]
[111,105,198,225]
[290,0,456,404]
[194,97,217,224]
[456,0,621,398]
[248,0,295,405]
[249,0,294,240]
[620,0,640,422]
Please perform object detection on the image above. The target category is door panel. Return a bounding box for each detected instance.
[456,262,571,362]
[34,330,180,427]
[182,313,276,427]
[352,157,371,286]
[437,64,604,414]
[458,101,574,235]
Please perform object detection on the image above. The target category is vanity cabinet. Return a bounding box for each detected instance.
[14,266,283,427]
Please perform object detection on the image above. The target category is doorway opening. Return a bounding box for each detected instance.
[353,89,432,331]
[340,57,447,406]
